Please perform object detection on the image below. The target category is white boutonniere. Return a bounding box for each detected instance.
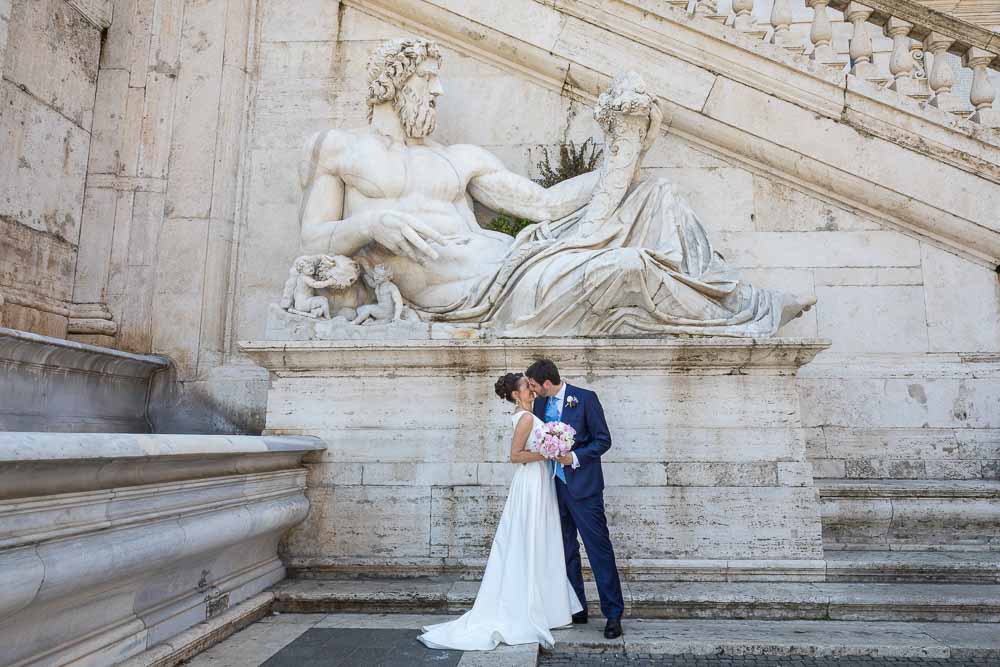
[565,395,579,408]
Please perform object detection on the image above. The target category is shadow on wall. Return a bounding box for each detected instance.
[148,364,269,435]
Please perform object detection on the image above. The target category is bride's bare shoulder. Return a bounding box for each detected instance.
[513,410,535,426]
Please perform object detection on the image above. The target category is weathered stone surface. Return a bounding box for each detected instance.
[0,434,318,666]
[0,82,90,243]
[4,0,100,130]
[815,285,929,353]
[0,327,167,433]
[752,177,881,233]
[820,479,1000,549]
[921,244,1000,353]
[247,338,828,571]
[283,485,433,559]
[605,486,824,560]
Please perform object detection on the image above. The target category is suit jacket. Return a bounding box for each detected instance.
[533,384,611,499]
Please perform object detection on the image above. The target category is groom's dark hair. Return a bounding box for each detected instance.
[526,359,561,385]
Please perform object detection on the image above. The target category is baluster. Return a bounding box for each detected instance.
[884,17,920,97]
[846,3,886,82]
[963,47,999,127]
[769,0,804,53]
[806,0,833,62]
[733,0,768,38]
[922,33,962,112]
[733,0,753,28]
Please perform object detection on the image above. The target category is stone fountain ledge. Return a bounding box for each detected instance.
[0,326,170,432]
[0,433,325,667]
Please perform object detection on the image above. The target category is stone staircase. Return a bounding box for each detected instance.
[271,577,1000,623]
[820,479,1000,550]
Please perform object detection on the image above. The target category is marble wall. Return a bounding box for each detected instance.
[234,0,999,480]
[2,0,997,455]
[0,0,102,337]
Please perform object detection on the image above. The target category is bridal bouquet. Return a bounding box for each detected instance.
[533,421,576,460]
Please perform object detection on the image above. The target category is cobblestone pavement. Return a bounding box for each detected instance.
[540,654,1000,666]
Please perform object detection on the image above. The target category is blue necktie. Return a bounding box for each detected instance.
[544,396,567,484]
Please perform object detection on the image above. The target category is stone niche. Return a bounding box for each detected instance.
[241,336,831,580]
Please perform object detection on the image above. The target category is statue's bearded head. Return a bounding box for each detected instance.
[367,38,444,138]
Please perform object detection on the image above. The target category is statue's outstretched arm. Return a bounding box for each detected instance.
[466,148,599,222]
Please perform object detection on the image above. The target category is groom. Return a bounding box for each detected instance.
[526,359,625,639]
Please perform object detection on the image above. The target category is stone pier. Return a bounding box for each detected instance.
[242,337,830,580]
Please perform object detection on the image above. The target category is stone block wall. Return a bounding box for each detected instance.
[233,1,999,487]
[0,0,102,337]
[2,0,996,461]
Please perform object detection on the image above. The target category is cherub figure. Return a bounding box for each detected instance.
[280,254,359,318]
[352,264,408,325]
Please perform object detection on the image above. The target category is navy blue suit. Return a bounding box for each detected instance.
[534,384,624,620]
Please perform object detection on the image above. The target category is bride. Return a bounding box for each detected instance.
[418,372,583,650]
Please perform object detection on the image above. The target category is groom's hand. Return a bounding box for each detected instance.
[556,454,574,466]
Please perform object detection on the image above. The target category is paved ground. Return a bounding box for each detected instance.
[182,613,1000,667]
[183,613,535,667]
[541,655,1000,666]
[260,628,460,667]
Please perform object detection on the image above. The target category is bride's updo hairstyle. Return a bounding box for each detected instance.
[494,372,524,403]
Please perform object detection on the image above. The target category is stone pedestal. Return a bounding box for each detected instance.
[241,337,831,580]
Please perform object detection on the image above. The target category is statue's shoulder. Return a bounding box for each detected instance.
[304,129,390,174]
[444,142,507,175]
[305,128,383,158]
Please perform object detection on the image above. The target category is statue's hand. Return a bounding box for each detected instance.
[369,211,447,263]
[641,100,663,153]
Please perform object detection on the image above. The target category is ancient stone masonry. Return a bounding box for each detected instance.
[2,0,1000,662]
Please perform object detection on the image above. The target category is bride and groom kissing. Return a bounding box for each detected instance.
[418,359,625,651]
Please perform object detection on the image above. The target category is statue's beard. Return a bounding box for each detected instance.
[396,89,436,138]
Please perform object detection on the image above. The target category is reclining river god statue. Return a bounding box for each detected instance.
[292,38,816,337]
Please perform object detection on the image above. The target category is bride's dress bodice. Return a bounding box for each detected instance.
[512,409,543,454]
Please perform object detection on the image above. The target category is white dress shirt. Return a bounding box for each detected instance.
[551,383,581,470]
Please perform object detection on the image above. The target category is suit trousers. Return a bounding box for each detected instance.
[555,480,625,620]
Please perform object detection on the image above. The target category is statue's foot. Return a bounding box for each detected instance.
[778,292,817,328]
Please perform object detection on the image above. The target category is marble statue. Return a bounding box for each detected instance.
[294,38,815,336]
[280,254,359,318]
[352,263,417,325]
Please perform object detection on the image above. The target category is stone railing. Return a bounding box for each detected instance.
[678,0,1000,126]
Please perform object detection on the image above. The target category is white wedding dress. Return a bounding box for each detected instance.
[418,410,583,650]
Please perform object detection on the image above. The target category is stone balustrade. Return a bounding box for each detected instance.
[679,0,1000,126]
[0,433,324,666]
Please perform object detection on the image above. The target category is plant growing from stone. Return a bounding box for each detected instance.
[487,139,604,236]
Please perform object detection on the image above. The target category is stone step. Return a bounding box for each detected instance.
[546,618,1000,660]
[272,579,1000,623]
[825,550,1000,583]
[819,479,1000,550]
[819,480,1000,499]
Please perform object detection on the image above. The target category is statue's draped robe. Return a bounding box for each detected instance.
[418,177,794,337]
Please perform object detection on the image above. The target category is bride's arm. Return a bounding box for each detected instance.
[510,413,546,464]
